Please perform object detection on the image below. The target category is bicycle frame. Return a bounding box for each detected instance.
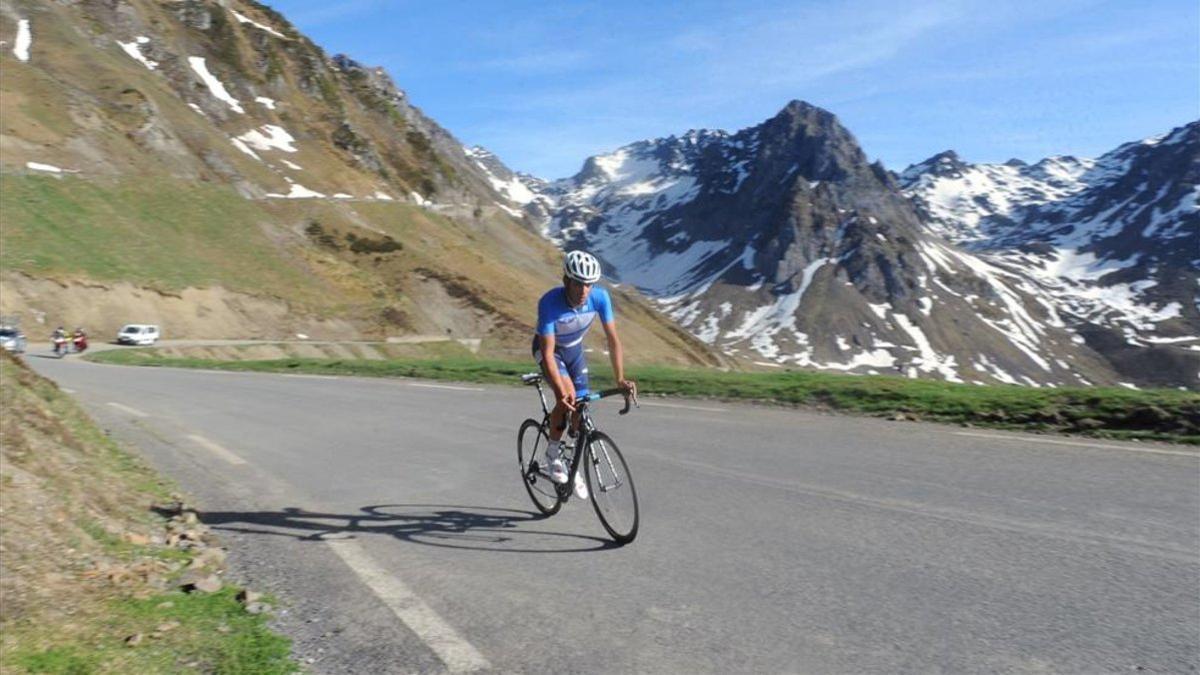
[523,375,629,501]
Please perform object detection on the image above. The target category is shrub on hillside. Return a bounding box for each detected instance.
[345,232,402,254]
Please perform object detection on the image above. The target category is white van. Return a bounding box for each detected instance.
[117,324,160,345]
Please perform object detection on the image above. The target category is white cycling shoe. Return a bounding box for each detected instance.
[573,470,589,500]
[545,453,569,485]
[544,448,588,499]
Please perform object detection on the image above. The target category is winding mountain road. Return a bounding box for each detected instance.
[26,353,1200,673]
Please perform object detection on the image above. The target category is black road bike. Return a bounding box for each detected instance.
[516,373,640,544]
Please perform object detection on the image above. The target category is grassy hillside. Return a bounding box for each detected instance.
[0,351,297,673]
[0,0,723,365]
[0,175,328,300]
[0,172,721,364]
[89,347,1200,444]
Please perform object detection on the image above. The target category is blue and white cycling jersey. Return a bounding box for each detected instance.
[531,286,614,397]
[536,285,614,352]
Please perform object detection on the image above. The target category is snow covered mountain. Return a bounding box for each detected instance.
[477,102,1197,388]
[901,123,1199,386]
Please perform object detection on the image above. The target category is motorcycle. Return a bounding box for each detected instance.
[73,334,88,353]
[52,337,69,357]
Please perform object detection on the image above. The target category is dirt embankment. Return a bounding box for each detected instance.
[0,351,296,671]
[0,272,361,341]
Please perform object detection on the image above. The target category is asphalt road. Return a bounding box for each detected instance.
[24,353,1200,673]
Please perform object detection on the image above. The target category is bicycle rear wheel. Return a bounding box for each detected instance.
[584,431,639,543]
[518,418,562,516]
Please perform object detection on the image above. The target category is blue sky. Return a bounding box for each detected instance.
[265,0,1198,179]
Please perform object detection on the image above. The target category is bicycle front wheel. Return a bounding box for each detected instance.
[518,418,562,516]
[584,431,639,544]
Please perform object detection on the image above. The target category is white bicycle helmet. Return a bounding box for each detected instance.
[563,250,602,283]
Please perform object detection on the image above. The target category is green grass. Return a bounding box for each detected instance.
[88,349,1200,444]
[15,647,93,675]
[0,175,324,301]
[76,518,189,563]
[12,588,296,675]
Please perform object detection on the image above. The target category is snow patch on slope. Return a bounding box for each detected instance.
[117,36,157,70]
[234,125,297,153]
[232,10,287,39]
[892,313,962,382]
[230,139,260,161]
[12,19,31,62]
[188,57,243,113]
[266,183,324,199]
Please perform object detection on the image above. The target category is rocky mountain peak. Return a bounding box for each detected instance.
[755,100,867,183]
[511,100,1198,387]
[331,53,407,102]
[775,99,837,125]
[900,150,968,182]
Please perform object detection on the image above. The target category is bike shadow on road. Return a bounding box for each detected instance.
[178,504,621,553]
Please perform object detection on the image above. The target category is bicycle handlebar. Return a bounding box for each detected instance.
[584,387,639,415]
[520,373,638,414]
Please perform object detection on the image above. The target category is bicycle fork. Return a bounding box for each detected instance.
[569,429,625,495]
[588,438,624,494]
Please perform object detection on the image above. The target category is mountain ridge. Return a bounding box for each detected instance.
[477,102,1198,387]
[900,120,1199,387]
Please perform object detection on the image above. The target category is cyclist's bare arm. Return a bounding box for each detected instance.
[602,321,636,395]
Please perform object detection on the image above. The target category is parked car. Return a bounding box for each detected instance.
[0,327,27,353]
[116,324,160,345]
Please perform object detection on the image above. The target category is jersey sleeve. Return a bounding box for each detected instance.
[536,294,556,336]
[595,287,615,324]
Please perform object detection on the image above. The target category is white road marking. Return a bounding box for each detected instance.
[408,382,485,392]
[186,434,248,465]
[640,401,727,413]
[327,539,490,672]
[953,431,1199,458]
[107,402,149,417]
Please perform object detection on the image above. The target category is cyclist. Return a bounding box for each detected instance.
[72,327,88,353]
[533,250,635,499]
[51,326,67,355]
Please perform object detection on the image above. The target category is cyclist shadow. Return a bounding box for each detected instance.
[180,504,621,553]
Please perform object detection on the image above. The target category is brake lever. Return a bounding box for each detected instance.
[618,387,639,415]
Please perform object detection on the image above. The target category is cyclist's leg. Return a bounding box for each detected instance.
[533,338,574,443]
[559,347,590,436]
